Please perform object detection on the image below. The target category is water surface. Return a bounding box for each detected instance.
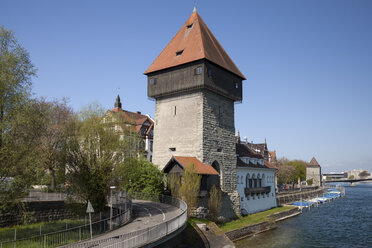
[235,183,372,248]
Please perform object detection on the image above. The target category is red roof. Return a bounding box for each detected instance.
[107,108,154,137]
[308,157,320,167]
[167,156,219,175]
[144,11,245,80]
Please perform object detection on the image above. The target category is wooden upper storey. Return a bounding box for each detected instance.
[145,10,245,101]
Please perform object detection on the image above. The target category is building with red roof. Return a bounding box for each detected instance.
[104,95,154,161]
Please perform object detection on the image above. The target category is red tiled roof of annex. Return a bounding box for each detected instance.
[173,156,219,175]
[144,10,245,79]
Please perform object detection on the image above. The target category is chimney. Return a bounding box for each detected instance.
[244,136,248,144]
[136,111,141,114]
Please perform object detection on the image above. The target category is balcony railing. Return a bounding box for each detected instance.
[245,186,271,196]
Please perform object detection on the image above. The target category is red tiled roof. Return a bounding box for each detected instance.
[264,160,277,169]
[107,108,154,138]
[308,157,320,167]
[144,11,245,79]
[172,156,219,175]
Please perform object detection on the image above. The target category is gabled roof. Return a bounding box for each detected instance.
[106,109,154,137]
[163,156,219,175]
[308,157,320,167]
[236,143,263,159]
[144,10,245,79]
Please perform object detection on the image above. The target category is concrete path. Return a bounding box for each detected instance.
[77,200,183,245]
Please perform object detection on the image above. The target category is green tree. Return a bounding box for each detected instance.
[36,98,72,191]
[114,158,164,195]
[169,164,201,216]
[64,103,138,211]
[287,160,307,182]
[0,26,40,211]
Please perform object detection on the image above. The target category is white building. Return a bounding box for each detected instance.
[236,141,277,215]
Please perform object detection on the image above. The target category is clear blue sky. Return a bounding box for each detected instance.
[1,0,371,173]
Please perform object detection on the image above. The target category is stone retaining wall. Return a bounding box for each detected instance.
[225,207,301,241]
[225,221,276,241]
[0,201,78,227]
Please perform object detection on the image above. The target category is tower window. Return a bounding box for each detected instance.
[195,66,202,75]
[169,147,176,151]
[174,106,177,115]
[208,69,212,77]
[176,50,184,56]
[150,78,156,85]
[186,23,193,29]
[235,82,239,89]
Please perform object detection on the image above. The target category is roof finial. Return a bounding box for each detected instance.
[193,0,197,13]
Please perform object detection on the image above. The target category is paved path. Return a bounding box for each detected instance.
[79,200,183,245]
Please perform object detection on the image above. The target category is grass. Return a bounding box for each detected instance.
[218,206,296,232]
[0,219,84,242]
[0,219,101,248]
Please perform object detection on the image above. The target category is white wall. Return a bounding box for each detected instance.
[236,167,277,214]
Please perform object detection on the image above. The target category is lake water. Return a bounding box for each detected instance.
[235,183,372,248]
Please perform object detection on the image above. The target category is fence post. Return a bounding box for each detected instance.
[79,227,81,241]
[44,235,46,248]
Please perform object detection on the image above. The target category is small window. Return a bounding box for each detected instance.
[150,78,156,85]
[186,23,193,29]
[174,106,177,115]
[235,82,239,89]
[169,147,176,151]
[176,50,184,56]
[195,66,202,75]
[208,69,212,77]
[217,148,222,152]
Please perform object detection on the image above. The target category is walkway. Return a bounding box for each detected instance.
[70,199,183,246]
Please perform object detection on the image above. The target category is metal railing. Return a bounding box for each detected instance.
[65,192,188,248]
[0,192,132,248]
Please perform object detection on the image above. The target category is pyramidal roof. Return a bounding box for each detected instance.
[144,10,246,79]
[309,157,320,167]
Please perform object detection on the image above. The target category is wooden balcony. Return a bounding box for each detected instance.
[245,186,271,196]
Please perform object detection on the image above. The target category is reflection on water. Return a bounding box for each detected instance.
[235,183,372,248]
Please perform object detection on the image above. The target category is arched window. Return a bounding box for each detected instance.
[262,174,265,187]
[246,173,250,188]
[252,174,257,188]
[257,174,262,188]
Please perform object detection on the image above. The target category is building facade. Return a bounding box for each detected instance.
[236,141,277,214]
[103,95,154,161]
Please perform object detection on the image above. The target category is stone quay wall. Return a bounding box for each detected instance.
[225,207,301,241]
[276,188,326,206]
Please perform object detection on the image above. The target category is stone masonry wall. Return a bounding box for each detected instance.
[202,90,237,194]
[0,201,78,227]
[152,91,203,169]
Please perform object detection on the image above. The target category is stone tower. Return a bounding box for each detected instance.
[144,8,246,194]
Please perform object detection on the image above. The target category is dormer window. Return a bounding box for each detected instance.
[169,147,176,151]
[186,23,193,29]
[176,50,184,56]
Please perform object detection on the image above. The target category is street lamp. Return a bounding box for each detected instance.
[110,186,116,230]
